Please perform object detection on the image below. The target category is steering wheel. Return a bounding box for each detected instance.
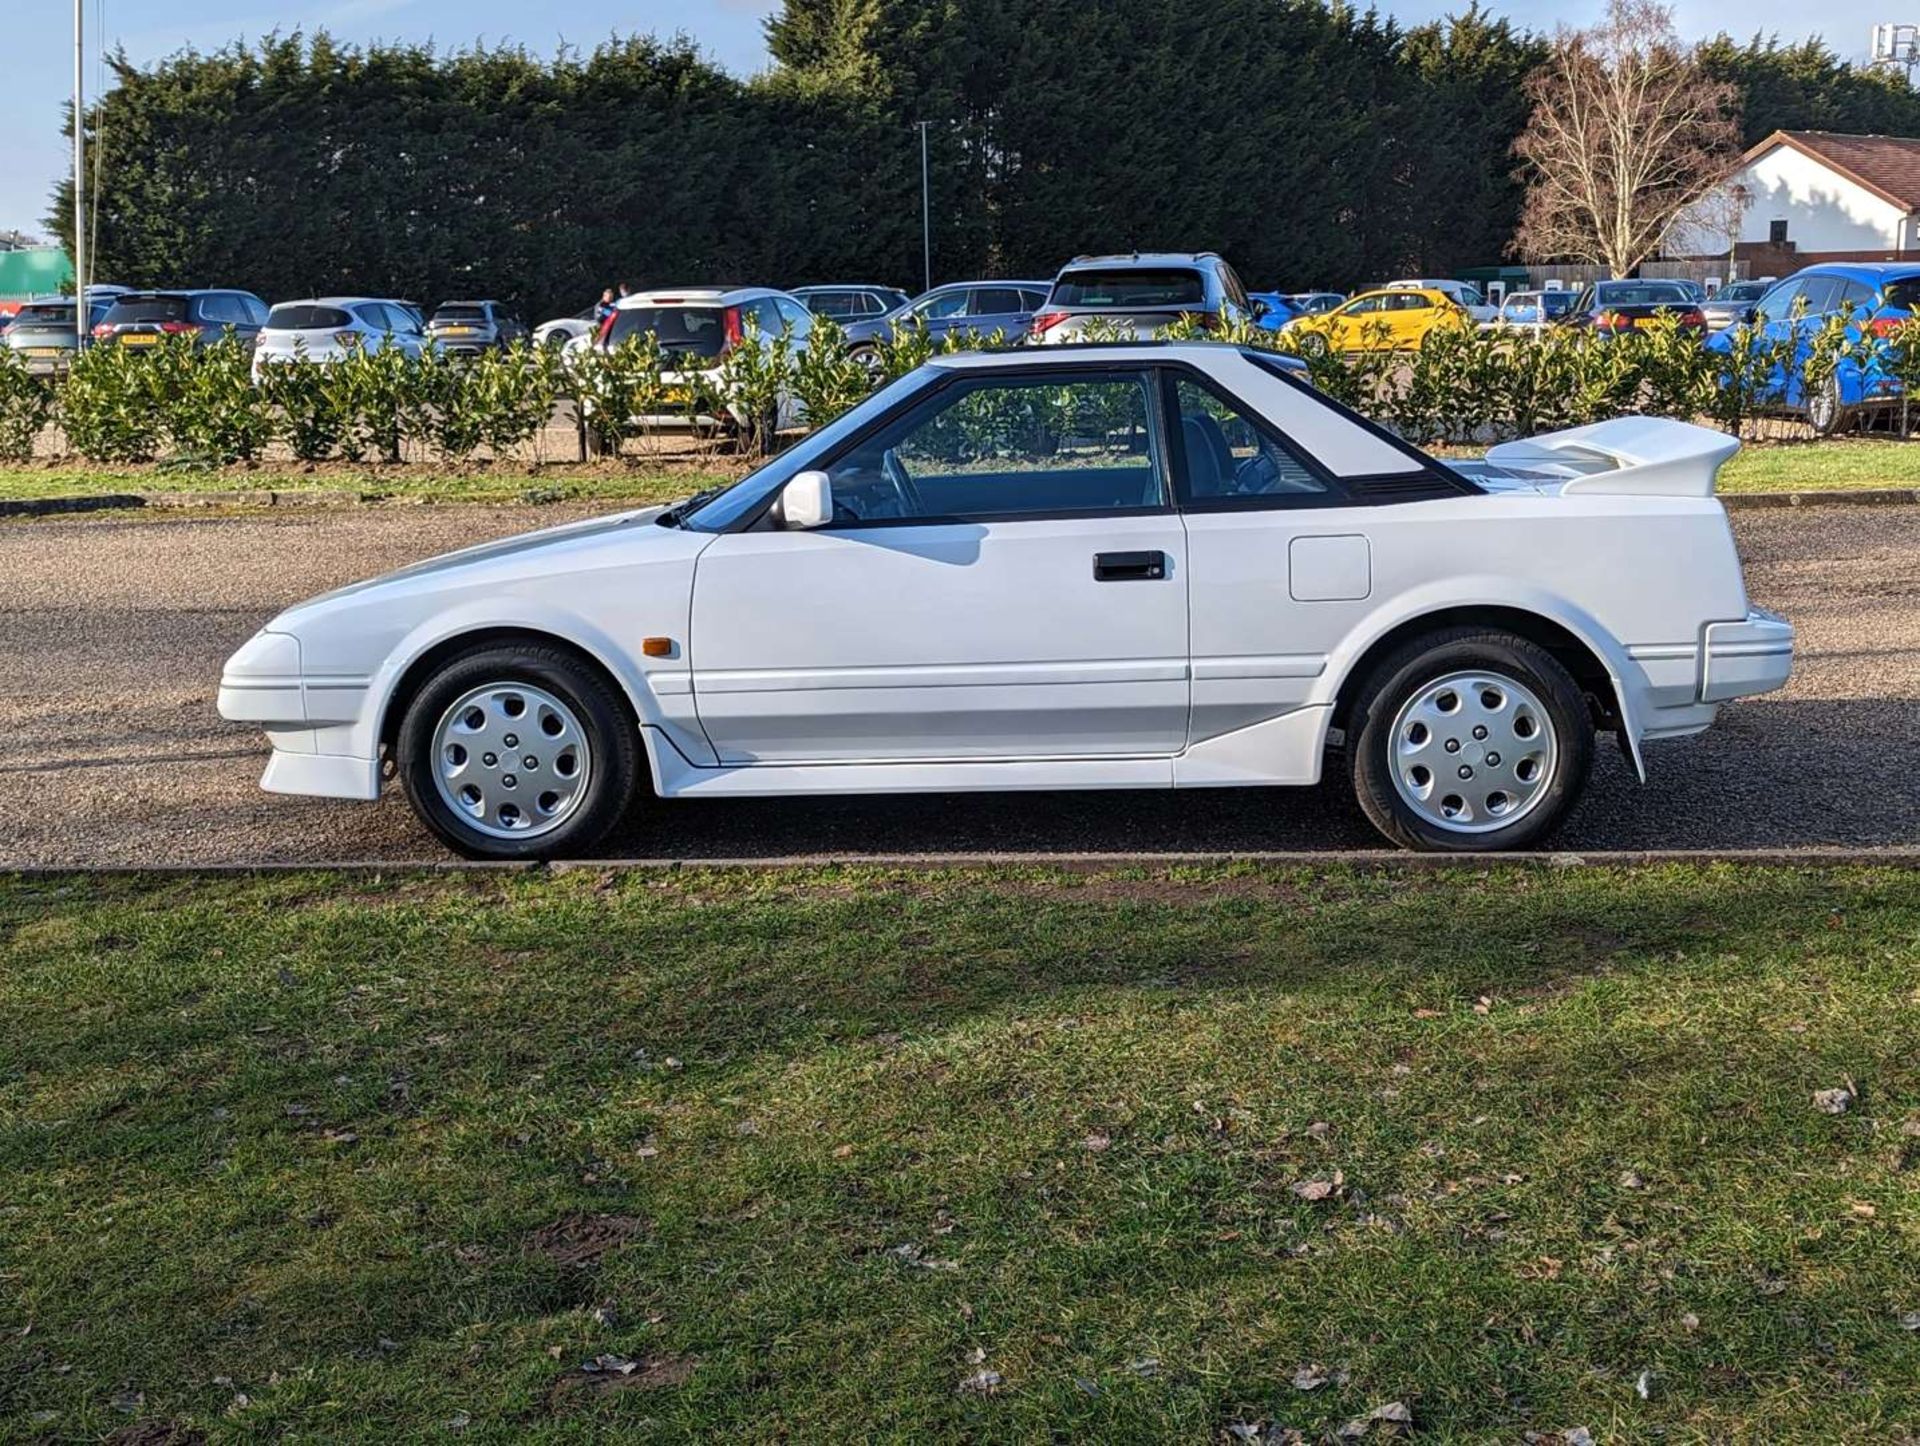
[1230,450,1279,496]
[881,448,924,516]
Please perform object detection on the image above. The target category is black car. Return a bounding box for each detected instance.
[424,300,527,356]
[1560,280,1706,337]
[93,289,269,350]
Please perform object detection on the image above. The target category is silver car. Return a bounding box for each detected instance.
[3,288,130,373]
[1030,253,1260,342]
[251,297,429,381]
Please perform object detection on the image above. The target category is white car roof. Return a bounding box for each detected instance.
[927,342,1415,478]
[272,297,395,308]
[616,287,787,308]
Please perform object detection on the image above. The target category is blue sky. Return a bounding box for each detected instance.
[1,0,1880,239]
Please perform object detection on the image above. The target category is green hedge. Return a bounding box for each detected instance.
[0,311,1910,469]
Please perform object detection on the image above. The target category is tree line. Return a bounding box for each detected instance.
[47,2,1920,322]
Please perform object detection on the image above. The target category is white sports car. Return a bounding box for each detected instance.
[218,342,1793,856]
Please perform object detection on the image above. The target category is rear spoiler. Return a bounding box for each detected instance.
[1482,417,1739,497]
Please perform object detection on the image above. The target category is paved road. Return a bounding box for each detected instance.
[2,502,1914,866]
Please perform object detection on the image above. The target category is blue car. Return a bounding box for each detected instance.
[1248,291,1302,331]
[1705,262,1920,434]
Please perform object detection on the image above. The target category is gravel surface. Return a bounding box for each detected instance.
[1,503,1912,866]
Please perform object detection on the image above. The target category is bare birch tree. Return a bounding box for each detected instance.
[1513,0,1742,277]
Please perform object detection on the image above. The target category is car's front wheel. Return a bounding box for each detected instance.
[1348,629,1593,852]
[396,643,639,859]
[1293,332,1330,359]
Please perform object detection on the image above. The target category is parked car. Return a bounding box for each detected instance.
[219,341,1791,860]
[93,289,269,350]
[1704,262,1920,434]
[1030,253,1260,342]
[1701,279,1774,332]
[4,287,129,373]
[1481,289,1577,331]
[424,300,527,357]
[534,312,598,350]
[1560,280,1706,336]
[1284,291,1347,316]
[1248,292,1302,331]
[251,298,431,380]
[1387,279,1497,324]
[1282,287,1471,354]
[790,285,912,323]
[840,281,1050,368]
[590,286,817,432]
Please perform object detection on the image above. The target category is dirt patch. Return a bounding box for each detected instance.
[547,1353,698,1407]
[524,1212,648,1267]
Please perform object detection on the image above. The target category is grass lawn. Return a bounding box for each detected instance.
[0,463,734,510]
[1717,438,1920,494]
[4,863,1920,1441]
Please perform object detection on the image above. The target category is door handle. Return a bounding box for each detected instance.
[1093,550,1168,582]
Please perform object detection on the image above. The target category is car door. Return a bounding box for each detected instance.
[1331,294,1387,350]
[965,286,1033,343]
[910,286,975,344]
[1747,278,1804,403]
[1388,293,1433,348]
[688,366,1190,764]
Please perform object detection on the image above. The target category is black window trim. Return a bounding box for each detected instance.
[728,361,1176,533]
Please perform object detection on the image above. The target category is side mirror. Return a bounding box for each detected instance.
[780,470,833,529]
[1740,305,1759,325]
[1250,298,1270,320]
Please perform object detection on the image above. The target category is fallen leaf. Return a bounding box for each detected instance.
[957,1369,1003,1394]
[1618,1170,1645,1190]
[1292,1364,1330,1391]
[1083,1132,1112,1152]
[1291,1179,1336,1202]
[1680,1313,1700,1332]
[1128,1357,1160,1378]
[1898,1311,1920,1331]
[445,1412,471,1431]
[833,1144,855,1159]
[1565,1430,1596,1446]
[1635,1368,1654,1400]
[1473,996,1493,1015]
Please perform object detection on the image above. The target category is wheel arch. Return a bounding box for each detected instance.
[376,625,646,764]
[1326,603,1639,777]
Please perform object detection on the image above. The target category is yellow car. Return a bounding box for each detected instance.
[1283,287,1470,355]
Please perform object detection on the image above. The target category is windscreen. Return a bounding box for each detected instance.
[267,304,352,330]
[104,296,189,324]
[604,306,729,358]
[1049,269,1206,307]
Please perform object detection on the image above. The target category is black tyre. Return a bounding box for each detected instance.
[1348,628,1593,852]
[1294,332,1331,359]
[1805,374,1851,437]
[396,643,640,860]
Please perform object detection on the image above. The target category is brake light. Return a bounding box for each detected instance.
[1869,315,1903,337]
[1596,310,1631,332]
[91,321,112,338]
[1679,308,1705,328]
[158,320,200,334]
[1029,310,1068,336]
[722,305,743,349]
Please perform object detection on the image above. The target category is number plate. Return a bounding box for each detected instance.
[120,333,159,346]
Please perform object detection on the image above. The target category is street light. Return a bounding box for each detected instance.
[915,119,931,294]
[73,0,87,351]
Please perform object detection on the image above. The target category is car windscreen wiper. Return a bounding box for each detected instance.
[657,484,730,529]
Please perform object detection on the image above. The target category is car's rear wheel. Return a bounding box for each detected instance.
[1805,374,1850,436]
[849,344,884,378]
[1348,629,1593,852]
[1293,332,1330,359]
[396,643,639,860]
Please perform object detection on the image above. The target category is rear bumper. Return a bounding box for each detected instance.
[1701,607,1794,703]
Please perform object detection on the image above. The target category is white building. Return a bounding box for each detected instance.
[1731,130,1920,256]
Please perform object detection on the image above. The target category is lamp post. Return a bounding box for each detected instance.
[915,119,931,294]
[73,0,87,350]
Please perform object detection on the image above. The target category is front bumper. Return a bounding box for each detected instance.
[218,629,382,800]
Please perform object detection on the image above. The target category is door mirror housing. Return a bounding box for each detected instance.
[780,470,833,529]
[1250,298,1270,320]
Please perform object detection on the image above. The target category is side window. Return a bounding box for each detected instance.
[1393,294,1433,312]
[1842,279,1877,312]
[1342,295,1387,316]
[822,372,1164,524]
[912,289,971,321]
[1753,279,1802,324]
[969,288,1026,316]
[1218,263,1251,311]
[1793,275,1841,317]
[1172,376,1328,503]
[774,295,812,337]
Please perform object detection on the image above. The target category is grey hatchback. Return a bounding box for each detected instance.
[424,300,528,356]
[4,288,129,373]
[838,280,1051,369]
